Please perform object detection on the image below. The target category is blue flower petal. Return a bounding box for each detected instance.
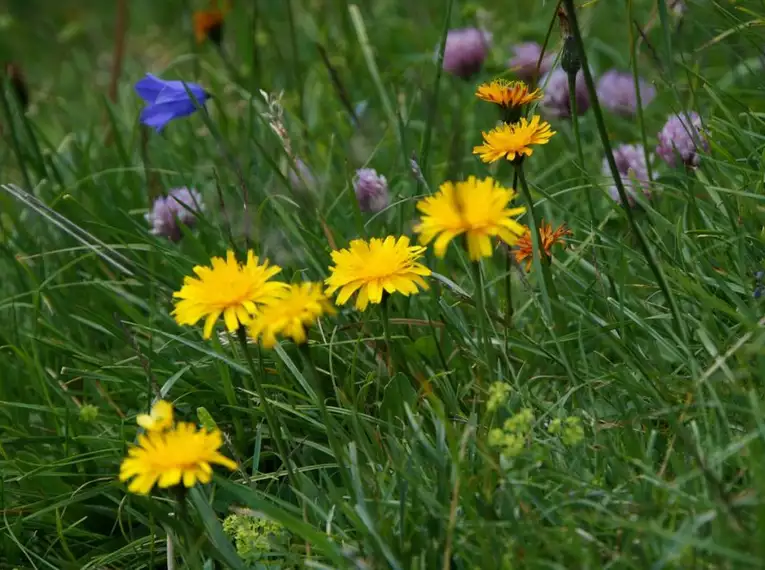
[136,73,209,131]
[140,100,199,131]
[134,74,167,103]
[154,85,208,107]
[140,107,175,132]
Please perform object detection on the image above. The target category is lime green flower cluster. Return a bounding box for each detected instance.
[486,381,511,412]
[79,404,99,423]
[222,513,290,563]
[548,416,585,446]
[487,408,534,458]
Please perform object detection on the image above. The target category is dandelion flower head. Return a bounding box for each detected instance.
[473,116,555,164]
[173,250,287,339]
[137,400,174,432]
[119,400,236,495]
[325,236,431,311]
[248,283,335,348]
[513,222,571,271]
[414,176,526,261]
[475,79,542,109]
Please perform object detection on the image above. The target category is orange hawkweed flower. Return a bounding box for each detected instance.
[513,222,571,270]
[193,1,231,44]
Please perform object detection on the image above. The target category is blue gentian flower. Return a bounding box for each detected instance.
[135,73,209,132]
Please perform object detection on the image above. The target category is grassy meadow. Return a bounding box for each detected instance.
[3,0,765,568]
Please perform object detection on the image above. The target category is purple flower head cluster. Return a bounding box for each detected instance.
[603,144,653,206]
[596,70,656,116]
[541,68,589,118]
[441,28,491,79]
[656,112,707,168]
[507,42,555,82]
[145,187,204,241]
[353,168,390,213]
[135,74,209,133]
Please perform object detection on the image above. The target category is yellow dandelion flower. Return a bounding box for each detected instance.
[248,282,335,348]
[475,79,542,109]
[473,115,555,163]
[414,176,526,261]
[513,221,571,270]
[119,421,237,495]
[137,400,174,432]
[325,236,431,311]
[173,250,288,339]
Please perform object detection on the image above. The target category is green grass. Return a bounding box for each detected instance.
[3,0,765,568]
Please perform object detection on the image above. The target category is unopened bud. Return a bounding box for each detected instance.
[561,36,581,76]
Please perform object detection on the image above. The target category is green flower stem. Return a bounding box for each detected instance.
[174,489,203,570]
[219,362,245,445]
[297,344,352,492]
[380,295,394,374]
[567,71,598,232]
[236,328,297,488]
[561,0,688,345]
[506,171,519,327]
[627,0,654,184]
[514,164,555,319]
[515,164,577,383]
[471,260,496,376]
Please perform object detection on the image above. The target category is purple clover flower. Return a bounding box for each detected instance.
[541,68,589,118]
[145,187,204,241]
[602,144,653,206]
[596,70,656,116]
[656,112,707,168]
[135,74,209,132]
[353,168,390,213]
[507,42,555,82]
[441,28,491,79]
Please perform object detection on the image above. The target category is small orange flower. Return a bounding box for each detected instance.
[513,222,571,270]
[475,79,542,109]
[193,1,231,44]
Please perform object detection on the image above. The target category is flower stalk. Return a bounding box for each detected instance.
[470,254,496,375]
[236,327,297,487]
[560,0,688,345]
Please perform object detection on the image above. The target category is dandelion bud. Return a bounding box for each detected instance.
[353,168,390,213]
[560,36,581,76]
